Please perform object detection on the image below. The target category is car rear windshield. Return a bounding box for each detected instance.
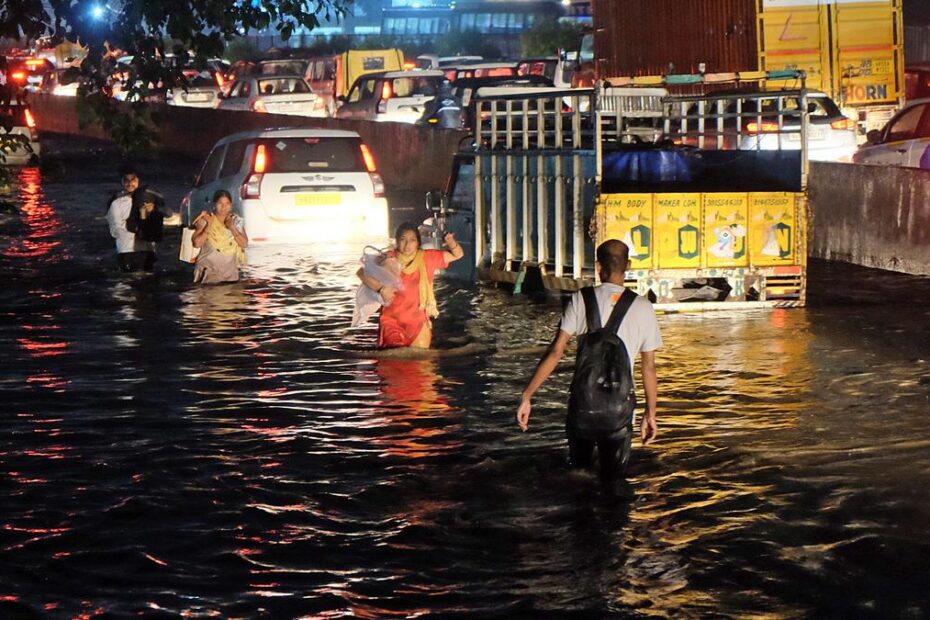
[392,76,442,97]
[260,61,307,76]
[257,137,364,173]
[257,78,310,95]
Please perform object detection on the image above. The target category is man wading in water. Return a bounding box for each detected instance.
[517,239,661,489]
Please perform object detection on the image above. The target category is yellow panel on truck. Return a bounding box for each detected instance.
[758,0,903,134]
[598,191,808,309]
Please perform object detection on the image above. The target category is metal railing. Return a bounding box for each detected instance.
[467,78,810,286]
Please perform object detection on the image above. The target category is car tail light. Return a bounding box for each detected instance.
[746,121,780,133]
[240,173,263,199]
[24,108,35,129]
[369,172,385,198]
[377,81,393,114]
[252,99,267,113]
[831,117,855,130]
[312,96,326,112]
[360,144,383,197]
[11,71,26,82]
[240,144,267,199]
[215,72,225,87]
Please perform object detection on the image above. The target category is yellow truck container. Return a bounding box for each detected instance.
[758,0,904,135]
[334,48,405,98]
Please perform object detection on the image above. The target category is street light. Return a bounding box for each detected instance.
[91,5,106,20]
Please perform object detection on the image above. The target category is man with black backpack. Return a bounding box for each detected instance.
[517,239,661,486]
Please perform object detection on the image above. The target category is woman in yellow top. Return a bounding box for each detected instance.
[191,190,248,284]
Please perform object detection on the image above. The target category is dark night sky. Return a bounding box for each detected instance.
[906,0,930,24]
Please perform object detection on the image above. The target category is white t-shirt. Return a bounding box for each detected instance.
[560,283,662,373]
[106,194,154,254]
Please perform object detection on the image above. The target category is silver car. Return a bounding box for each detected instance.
[215,75,327,117]
[737,91,857,162]
[853,98,930,168]
[167,72,221,108]
[335,70,445,124]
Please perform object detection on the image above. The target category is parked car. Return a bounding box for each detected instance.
[180,128,388,243]
[215,75,327,117]
[335,69,445,124]
[0,104,40,165]
[852,97,930,168]
[167,70,222,107]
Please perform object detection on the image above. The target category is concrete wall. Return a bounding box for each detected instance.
[810,161,930,275]
[30,94,465,191]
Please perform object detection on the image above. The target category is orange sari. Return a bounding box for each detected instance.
[378,249,448,349]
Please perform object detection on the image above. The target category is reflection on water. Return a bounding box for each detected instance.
[1,163,930,617]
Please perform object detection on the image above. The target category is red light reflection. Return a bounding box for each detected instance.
[2,168,65,260]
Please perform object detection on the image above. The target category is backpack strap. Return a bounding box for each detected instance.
[604,288,636,334]
[579,287,602,332]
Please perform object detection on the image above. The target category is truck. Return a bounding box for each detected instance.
[587,0,904,138]
[422,73,810,309]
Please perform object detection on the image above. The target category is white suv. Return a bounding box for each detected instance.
[181,129,388,243]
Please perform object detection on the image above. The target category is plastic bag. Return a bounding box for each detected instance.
[351,246,404,327]
[179,227,200,263]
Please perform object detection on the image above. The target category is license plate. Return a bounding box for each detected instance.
[788,128,824,141]
[185,93,209,101]
[294,193,342,206]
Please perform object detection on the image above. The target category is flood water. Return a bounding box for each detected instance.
[2,153,930,618]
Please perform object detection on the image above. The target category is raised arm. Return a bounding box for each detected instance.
[442,231,464,264]
[640,350,658,445]
[517,329,571,431]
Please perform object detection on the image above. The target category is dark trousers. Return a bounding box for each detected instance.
[117,251,155,272]
[567,423,633,484]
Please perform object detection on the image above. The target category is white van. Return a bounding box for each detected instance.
[181,128,388,243]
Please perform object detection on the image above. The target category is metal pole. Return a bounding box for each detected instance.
[505,100,516,264]
[554,94,566,277]
[522,100,532,262]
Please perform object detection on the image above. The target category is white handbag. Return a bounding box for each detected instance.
[179,226,200,263]
[179,197,201,263]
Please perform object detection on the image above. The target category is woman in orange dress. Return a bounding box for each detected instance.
[357,222,464,349]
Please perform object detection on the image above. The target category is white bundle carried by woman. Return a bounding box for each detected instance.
[351,246,404,327]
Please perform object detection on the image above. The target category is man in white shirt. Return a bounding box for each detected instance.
[517,239,662,485]
[106,166,156,272]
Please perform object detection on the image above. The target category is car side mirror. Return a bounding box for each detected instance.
[425,190,443,214]
[865,129,882,145]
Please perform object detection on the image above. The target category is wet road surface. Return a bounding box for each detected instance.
[1,147,930,618]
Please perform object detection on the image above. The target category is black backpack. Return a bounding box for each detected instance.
[568,287,637,438]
